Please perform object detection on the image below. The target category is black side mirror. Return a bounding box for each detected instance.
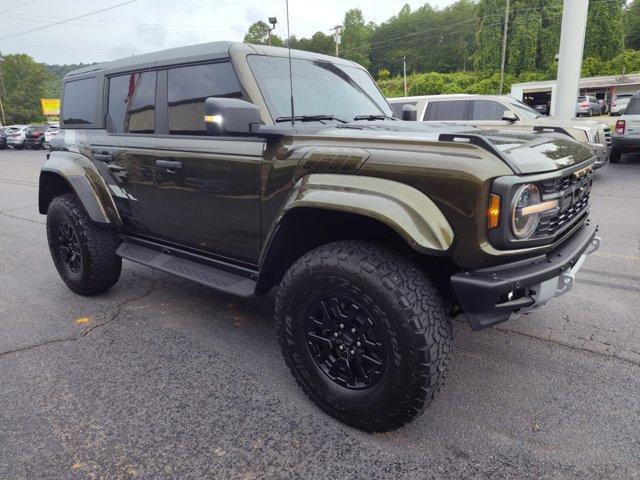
[401,104,418,121]
[204,97,261,136]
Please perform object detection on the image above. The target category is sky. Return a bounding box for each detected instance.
[0,0,460,65]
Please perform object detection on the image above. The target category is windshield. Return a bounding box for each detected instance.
[505,98,540,119]
[248,55,393,122]
[626,98,640,115]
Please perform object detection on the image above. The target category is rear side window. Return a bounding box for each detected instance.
[167,62,243,135]
[62,77,96,125]
[625,97,640,115]
[470,100,507,121]
[107,71,156,134]
[424,100,467,121]
[389,101,417,118]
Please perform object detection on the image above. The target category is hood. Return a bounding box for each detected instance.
[307,120,595,174]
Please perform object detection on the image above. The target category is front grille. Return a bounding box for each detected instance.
[602,126,611,147]
[535,169,593,237]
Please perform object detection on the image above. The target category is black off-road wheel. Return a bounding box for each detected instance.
[46,193,122,295]
[275,240,453,432]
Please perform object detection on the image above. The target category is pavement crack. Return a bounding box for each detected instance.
[0,210,45,224]
[495,326,640,368]
[0,281,165,358]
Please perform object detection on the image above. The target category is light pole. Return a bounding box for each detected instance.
[553,0,589,118]
[267,17,277,46]
[498,0,510,95]
[0,52,6,125]
[331,25,342,58]
[403,57,407,96]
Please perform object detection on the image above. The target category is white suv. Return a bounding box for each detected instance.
[611,92,640,163]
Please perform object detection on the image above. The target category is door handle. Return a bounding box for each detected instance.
[155,160,182,173]
[94,152,114,163]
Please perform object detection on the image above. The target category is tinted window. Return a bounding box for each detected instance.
[625,97,640,115]
[424,100,467,121]
[390,101,417,118]
[62,77,96,125]
[168,62,243,135]
[108,71,156,134]
[471,100,507,121]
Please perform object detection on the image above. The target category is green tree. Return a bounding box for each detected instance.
[474,0,505,72]
[507,5,542,73]
[584,0,625,60]
[624,0,640,50]
[289,31,334,55]
[243,21,284,47]
[1,54,49,124]
[341,9,374,68]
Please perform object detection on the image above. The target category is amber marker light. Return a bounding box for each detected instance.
[488,194,501,229]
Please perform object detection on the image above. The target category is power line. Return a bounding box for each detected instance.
[0,0,36,15]
[0,0,140,41]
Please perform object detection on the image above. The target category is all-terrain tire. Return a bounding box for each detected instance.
[46,193,122,295]
[275,240,453,432]
[609,149,621,163]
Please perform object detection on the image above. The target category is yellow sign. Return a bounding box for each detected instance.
[40,98,60,116]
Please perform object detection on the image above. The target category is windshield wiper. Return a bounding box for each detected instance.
[275,114,348,124]
[353,114,397,121]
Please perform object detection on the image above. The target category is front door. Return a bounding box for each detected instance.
[153,62,264,265]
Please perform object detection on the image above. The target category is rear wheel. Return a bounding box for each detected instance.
[47,193,122,295]
[609,149,622,163]
[275,240,453,432]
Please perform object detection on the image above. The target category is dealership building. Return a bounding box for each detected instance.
[510,72,640,115]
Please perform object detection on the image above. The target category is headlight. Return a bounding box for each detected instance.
[511,184,541,238]
[510,184,559,239]
[572,125,597,143]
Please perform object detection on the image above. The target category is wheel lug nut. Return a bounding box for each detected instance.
[356,341,361,347]
[339,323,344,329]
[333,332,339,337]
[338,345,344,351]
[350,349,355,355]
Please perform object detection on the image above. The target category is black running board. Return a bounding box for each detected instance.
[116,240,257,297]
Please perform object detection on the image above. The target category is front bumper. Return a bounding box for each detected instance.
[451,222,600,330]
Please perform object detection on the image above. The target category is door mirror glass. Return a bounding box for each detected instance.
[401,104,418,121]
[502,110,518,122]
[204,97,261,136]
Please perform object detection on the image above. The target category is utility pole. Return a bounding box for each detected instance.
[554,0,589,118]
[498,0,510,95]
[403,57,407,96]
[331,25,342,58]
[0,52,6,125]
[267,17,277,46]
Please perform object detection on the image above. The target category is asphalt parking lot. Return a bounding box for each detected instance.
[0,148,639,479]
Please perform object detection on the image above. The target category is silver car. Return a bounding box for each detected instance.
[5,125,28,149]
[575,95,601,117]
[610,93,633,116]
[610,92,640,163]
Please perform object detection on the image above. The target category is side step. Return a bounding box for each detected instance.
[116,241,257,297]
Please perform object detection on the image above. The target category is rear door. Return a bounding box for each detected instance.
[153,62,264,266]
[93,70,161,237]
[422,99,469,124]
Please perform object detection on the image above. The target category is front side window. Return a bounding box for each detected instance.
[471,100,507,121]
[625,97,640,115]
[107,71,156,134]
[167,62,243,135]
[63,77,96,125]
[424,100,467,121]
[248,56,393,122]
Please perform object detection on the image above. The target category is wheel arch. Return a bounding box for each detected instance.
[256,174,455,294]
[39,151,121,226]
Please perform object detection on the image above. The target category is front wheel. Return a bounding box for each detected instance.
[47,193,122,295]
[609,149,622,163]
[275,241,453,432]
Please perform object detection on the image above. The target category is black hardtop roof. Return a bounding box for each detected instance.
[64,41,360,78]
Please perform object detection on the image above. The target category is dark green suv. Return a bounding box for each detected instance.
[40,42,600,431]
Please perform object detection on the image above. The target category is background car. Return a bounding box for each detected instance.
[388,94,611,168]
[534,103,549,116]
[610,93,634,116]
[610,92,640,163]
[575,95,601,117]
[43,124,59,147]
[24,125,46,149]
[5,125,28,149]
